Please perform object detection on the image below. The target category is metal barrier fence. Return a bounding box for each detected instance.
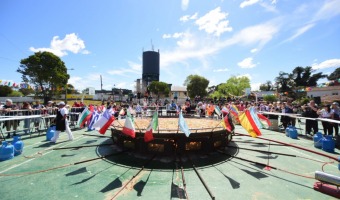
[0,107,84,139]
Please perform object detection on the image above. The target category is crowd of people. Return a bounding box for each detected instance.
[1,97,340,140]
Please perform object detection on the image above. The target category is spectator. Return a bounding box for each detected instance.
[330,102,339,137]
[32,100,44,132]
[301,100,319,135]
[318,104,333,136]
[281,101,295,130]
[22,102,32,134]
[1,99,18,138]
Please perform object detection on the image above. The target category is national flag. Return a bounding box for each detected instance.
[221,107,229,115]
[222,113,234,132]
[178,111,191,137]
[119,108,125,116]
[239,109,261,137]
[122,114,135,138]
[229,105,240,122]
[77,107,92,128]
[88,110,100,131]
[249,107,263,129]
[93,109,115,134]
[215,106,222,116]
[126,109,134,123]
[86,105,94,125]
[144,112,158,142]
[257,113,271,128]
[229,105,239,116]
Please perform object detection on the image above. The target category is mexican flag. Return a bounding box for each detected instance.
[144,111,158,142]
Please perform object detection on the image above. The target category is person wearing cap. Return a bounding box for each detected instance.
[330,102,339,137]
[50,101,74,143]
[0,99,18,138]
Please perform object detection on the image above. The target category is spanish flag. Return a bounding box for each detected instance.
[239,109,261,137]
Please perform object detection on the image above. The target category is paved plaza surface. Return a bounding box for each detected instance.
[0,120,339,200]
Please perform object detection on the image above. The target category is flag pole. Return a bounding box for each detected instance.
[211,119,223,132]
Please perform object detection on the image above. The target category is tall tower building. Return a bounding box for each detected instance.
[142,50,160,92]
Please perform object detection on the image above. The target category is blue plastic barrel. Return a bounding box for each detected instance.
[313,132,323,148]
[285,127,290,137]
[0,141,14,161]
[46,127,55,141]
[12,136,24,156]
[322,135,335,153]
[289,126,298,139]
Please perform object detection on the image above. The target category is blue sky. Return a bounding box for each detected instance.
[1,0,340,92]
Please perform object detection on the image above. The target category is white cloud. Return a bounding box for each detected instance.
[107,61,141,77]
[162,34,172,39]
[250,48,258,53]
[195,7,232,36]
[238,57,257,68]
[283,23,315,42]
[222,20,280,48]
[251,82,262,91]
[69,73,133,91]
[313,0,340,22]
[190,13,198,20]
[312,59,340,70]
[180,15,190,22]
[240,0,260,8]
[127,61,142,71]
[160,19,279,73]
[240,0,278,12]
[162,32,190,39]
[181,0,189,11]
[29,33,88,57]
[213,68,229,72]
[177,38,196,48]
[180,12,198,22]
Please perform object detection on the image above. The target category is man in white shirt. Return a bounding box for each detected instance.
[50,101,73,143]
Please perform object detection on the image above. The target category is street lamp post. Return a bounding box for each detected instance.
[65,68,74,104]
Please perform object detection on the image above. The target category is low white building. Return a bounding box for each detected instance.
[306,86,340,103]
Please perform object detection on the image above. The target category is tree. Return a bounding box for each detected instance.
[9,90,23,97]
[220,76,251,96]
[184,75,209,98]
[19,88,35,96]
[275,71,294,93]
[62,84,76,94]
[17,51,69,103]
[259,80,273,91]
[292,66,305,86]
[328,67,340,81]
[263,95,277,102]
[148,81,170,99]
[0,85,13,97]
[291,66,327,87]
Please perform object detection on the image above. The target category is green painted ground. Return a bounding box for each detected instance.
[0,121,340,200]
